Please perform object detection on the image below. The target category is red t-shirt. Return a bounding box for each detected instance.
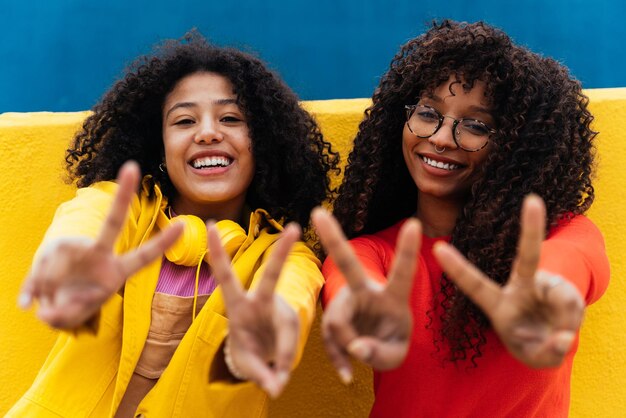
[322,215,609,418]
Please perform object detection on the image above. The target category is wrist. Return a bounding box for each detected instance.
[224,336,248,381]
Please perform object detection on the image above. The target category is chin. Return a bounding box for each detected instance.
[416,183,469,201]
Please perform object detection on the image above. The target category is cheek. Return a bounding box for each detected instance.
[402,130,418,162]
[468,145,491,167]
[162,129,176,160]
[243,150,255,182]
[240,135,254,164]
[162,129,189,163]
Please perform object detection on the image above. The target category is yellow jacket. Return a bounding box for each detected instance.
[8,179,323,418]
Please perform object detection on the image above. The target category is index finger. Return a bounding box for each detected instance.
[510,194,546,284]
[208,222,244,307]
[311,207,369,292]
[386,219,421,301]
[254,223,300,301]
[95,161,140,251]
[433,242,501,315]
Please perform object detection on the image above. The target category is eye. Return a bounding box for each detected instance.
[415,107,440,122]
[460,120,492,136]
[221,115,243,123]
[174,118,195,125]
[221,113,247,125]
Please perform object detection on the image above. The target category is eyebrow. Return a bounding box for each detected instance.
[424,95,492,116]
[165,98,239,118]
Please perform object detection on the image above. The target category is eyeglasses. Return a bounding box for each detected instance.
[405,104,495,152]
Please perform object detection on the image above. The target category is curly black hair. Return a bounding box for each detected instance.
[333,20,596,364]
[65,31,339,238]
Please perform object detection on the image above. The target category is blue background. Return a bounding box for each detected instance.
[2,0,625,112]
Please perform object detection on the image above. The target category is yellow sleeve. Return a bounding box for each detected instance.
[253,240,324,367]
[36,181,139,258]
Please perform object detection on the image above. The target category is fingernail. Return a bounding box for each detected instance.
[432,241,447,253]
[276,371,290,387]
[338,368,353,385]
[18,293,31,309]
[554,332,575,354]
[263,381,280,399]
[348,340,372,361]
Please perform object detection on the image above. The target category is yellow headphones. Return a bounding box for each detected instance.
[156,208,248,266]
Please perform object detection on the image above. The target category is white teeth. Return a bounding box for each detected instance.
[421,156,459,171]
[192,156,231,169]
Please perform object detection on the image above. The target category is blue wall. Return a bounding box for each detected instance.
[2,0,625,112]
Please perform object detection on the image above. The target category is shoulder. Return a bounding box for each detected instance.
[351,218,408,255]
[546,214,605,247]
[542,214,609,304]
[69,176,158,206]
[54,180,120,219]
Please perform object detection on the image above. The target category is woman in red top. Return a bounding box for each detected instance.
[313,20,610,417]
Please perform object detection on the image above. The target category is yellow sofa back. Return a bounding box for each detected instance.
[1,91,625,417]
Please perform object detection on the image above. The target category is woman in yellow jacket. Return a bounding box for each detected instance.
[10,32,338,418]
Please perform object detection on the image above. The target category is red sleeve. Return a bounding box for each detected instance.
[539,215,610,305]
[321,235,393,308]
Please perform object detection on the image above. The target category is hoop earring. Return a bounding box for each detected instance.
[434,145,446,154]
[159,162,167,173]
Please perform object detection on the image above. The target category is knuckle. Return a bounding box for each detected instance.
[563,294,584,313]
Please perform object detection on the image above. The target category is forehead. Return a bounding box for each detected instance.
[425,76,490,108]
[164,71,236,106]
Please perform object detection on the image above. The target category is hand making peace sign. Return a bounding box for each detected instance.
[207,221,302,399]
[433,195,585,368]
[311,208,421,384]
[18,161,184,329]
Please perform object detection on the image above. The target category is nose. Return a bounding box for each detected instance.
[428,116,458,150]
[194,119,224,144]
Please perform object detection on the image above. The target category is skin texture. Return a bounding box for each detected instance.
[162,72,255,222]
[403,77,492,237]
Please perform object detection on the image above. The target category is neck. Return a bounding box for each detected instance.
[416,193,463,237]
[170,197,247,225]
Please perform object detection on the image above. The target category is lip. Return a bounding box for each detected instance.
[188,149,234,163]
[187,150,235,176]
[416,152,465,177]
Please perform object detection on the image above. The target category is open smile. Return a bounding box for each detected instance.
[419,155,463,171]
[190,155,233,169]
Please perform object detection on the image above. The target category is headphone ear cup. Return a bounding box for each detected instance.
[205,220,247,264]
[157,209,249,267]
[164,214,208,267]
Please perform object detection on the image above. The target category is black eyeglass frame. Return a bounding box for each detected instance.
[404,104,495,152]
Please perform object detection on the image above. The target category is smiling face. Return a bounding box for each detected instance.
[402,77,493,204]
[162,71,254,221]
